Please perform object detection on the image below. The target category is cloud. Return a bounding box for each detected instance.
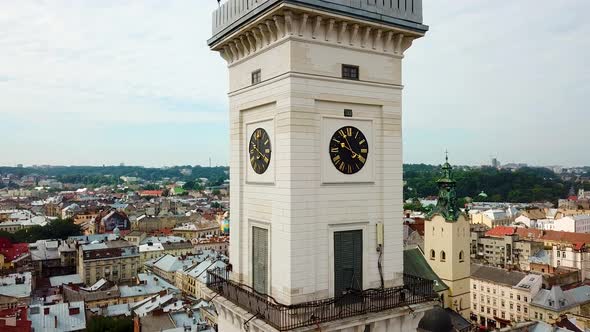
[0,0,588,166]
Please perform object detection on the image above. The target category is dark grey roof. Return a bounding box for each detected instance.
[470,264,527,286]
[418,306,453,332]
[532,285,590,312]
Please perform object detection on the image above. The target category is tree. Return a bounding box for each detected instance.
[87,316,133,332]
[11,219,82,243]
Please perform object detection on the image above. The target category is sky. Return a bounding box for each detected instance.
[0,1,588,167]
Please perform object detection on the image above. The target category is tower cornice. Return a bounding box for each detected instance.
[211,4,422,64]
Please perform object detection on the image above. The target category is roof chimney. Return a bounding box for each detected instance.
[44,307,50,315]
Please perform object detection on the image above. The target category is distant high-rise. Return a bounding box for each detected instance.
[491,157,500,168]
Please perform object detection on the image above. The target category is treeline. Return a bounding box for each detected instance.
[404,164,584,204]
[0,165,229,187]
[0,219,82,243]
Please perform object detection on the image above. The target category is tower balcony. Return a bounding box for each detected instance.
[210,0,428,46]
[206,268,438,331]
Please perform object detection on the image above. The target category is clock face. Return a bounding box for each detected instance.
[329,126,368,175]
[249,128,271,174]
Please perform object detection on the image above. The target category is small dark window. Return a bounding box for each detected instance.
[342,64,359,80]
[251,69,261,85]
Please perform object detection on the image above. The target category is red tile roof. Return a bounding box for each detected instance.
[0,241,29,263]
[485,226,517,237]
[139,190,164,197]
[0,306,32,332]
[486,226,590,248]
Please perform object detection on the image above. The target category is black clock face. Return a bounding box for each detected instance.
[249,128,271,174]
[329,126,368,175]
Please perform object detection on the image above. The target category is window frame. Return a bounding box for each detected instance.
[251,69,262,85]
[341,64,360,80]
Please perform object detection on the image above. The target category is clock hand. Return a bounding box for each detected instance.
[342,134,360,158]
[252,145,268,162]
[340,143,357,158]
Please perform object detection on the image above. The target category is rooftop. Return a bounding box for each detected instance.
[28,301,86,332]
[0,272,32,298]
[531,285,590,312]
[210,0,427,46]
[49,274,83,288]
[119,273,178,298]
[471,264,527,287]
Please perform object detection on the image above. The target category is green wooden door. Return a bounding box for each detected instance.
[334,230,363,297]
[252,227,268,294]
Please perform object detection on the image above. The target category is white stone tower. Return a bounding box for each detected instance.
[207,1,433,331]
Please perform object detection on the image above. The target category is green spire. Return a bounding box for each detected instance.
[428,151,461,222]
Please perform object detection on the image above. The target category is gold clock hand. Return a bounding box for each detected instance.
[340,143,357,158]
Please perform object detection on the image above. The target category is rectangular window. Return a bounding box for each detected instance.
[251,69,261,85]
[342,64,359,80]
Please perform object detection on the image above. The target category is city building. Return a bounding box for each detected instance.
[0,272,32,310]
[553,215,590,233]
[470,265,540,329]
[530,285,590,325]
[118,273,179,305]
[172,222,220,240]
[29,240,77,277]
[77,239,140,285]
[470,209,514,229]
[177,257,228,301]
[424,157,471,317]
[206,0,434,331]
[471,228,544,270]
[28,301,86,332]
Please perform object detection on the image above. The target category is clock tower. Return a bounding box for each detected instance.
[207,1,433,331]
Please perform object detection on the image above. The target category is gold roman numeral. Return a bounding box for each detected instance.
[339,129,346,137]
[330,147,339,153]
[359,139,366,145]
[360,148,368,153]
[346,127,352,136]
[357,155,366,164]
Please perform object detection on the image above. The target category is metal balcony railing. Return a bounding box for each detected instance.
[206,268,438,331]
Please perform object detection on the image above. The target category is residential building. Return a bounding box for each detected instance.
[172,222,220,240]
[551,244,590,280]
[29,240,77,277]
[470,265,539,329]
[0,239,30,271]
[530,285,590,325]
[124,230,147,246]
[28,301,86,332]
[424,158,471,317]
[471,228,544,270]
[471,209,514,228]
[0,272,32,310]
[553,215,590,233]
[147,254,203,283]
[77,239,140,285]
[118,273,179,304]
[177,257,228,301]
[62,281,121,308]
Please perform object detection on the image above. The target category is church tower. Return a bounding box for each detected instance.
[207,1,433,331]
[424,155,471,318]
